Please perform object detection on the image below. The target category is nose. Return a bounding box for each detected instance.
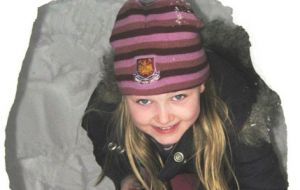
[155,104,173,125]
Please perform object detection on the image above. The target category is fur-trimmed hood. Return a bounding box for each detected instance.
[84,20,287,176]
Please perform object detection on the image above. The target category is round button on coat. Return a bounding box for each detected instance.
[174,152,184,163]
[107,142,117,151]
[116,146,125,154]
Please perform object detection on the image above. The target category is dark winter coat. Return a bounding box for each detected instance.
[82,50,288,190]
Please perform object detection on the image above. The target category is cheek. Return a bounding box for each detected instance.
[180,100,200,122]
[127,104,152,126]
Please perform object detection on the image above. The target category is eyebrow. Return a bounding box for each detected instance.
[170,89,190,95]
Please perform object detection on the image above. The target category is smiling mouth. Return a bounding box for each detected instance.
[158,126,174,130]
[153,123,179,134]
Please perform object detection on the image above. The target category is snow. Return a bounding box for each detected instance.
[6,0,127,189]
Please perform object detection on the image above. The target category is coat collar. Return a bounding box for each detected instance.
[150,127,195,181]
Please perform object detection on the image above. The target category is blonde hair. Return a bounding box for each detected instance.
[102,79,239,190]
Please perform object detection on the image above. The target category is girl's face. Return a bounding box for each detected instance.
[125,85,205,145]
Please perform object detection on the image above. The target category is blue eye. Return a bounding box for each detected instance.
[172,94,186,101]
[136,99,151,105]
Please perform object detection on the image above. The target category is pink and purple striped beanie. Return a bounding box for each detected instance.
[110,0,209,95]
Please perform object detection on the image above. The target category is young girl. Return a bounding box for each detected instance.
[82,0,287,189]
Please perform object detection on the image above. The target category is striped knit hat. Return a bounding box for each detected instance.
[110,0,209,95]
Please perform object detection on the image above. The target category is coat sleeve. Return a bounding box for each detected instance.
[82,109,133,189]
[232,142,288,190]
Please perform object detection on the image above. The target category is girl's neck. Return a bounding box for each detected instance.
[162,144,175,151]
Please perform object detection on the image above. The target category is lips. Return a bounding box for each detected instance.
[152,123,179,134]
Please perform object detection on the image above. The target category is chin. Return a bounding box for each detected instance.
[155,137,180,145]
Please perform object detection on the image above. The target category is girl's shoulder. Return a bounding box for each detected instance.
[81,80,121,160]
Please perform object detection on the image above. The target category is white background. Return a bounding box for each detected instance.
[0,0,299,189]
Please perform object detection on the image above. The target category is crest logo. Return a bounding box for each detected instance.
[134,57,160,84]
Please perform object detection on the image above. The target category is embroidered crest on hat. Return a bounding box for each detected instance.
[134,57,160,84]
